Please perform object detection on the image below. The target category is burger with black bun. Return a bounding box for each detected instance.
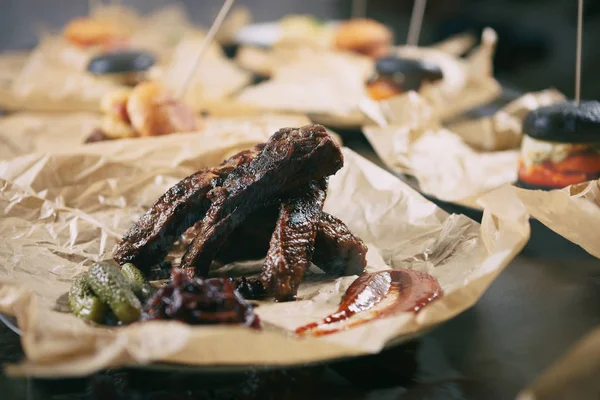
[87,50,155,86]
[366,56,444,101]
[333,19,393,59]
[517,100,600,190]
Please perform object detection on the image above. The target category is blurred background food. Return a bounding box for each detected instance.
[2,0,600,99]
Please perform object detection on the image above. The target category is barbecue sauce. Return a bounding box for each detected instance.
[296,269,442,336]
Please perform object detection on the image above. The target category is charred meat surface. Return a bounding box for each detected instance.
[142,269,260,328]
[180,125,343,277]
[261,180,328,301]
[228,277,267,300]
[312,213,368,277]
[113,145,262,273]
[187,206,280,264]
[215,210,368,278]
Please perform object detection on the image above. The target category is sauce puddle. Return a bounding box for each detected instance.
[296,269,442,337]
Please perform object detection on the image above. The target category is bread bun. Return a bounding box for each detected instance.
[64,17,126,48]
[100,115,136,139]
[101,89,131,120]
[334,19,392,58]
[127,82,201,137]
[523,101,600,143]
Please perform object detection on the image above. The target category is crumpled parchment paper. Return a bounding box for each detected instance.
[509,180,600,258]
[0,112,311,161]
[0,124,529,377]
[235,30,500,130]
[0,4,249,113]
[362,83,568,207]
[447,89,566,151]
[363,92,519,207]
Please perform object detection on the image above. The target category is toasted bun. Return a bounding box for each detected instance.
[127,82,201,137]
[523,100,600,143]
[334,19,392,58]
[100,115,136,139]
[101,89,131,119]
[64,17,126,47]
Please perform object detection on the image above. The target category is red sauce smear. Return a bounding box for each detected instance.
[295,269,442,337]
[518,153,600,189]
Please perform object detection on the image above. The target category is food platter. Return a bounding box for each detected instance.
[2,3,600,392]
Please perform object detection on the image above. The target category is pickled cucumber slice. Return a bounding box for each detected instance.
[68,275,107,323]
[87,262,142,324]
[121,263,154,301]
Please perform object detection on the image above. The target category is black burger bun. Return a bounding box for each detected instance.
[373,57,443,92]
[523,100,600,143]
[87,50,155,76]
[514,179,555,191]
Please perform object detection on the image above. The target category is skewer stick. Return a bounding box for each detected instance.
[575,0,583,104]
[406,0,427,46]
[176,0,236,99]
[352,0,367,19]
[89,0,97,16]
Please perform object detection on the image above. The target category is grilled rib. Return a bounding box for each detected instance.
[180,125,343,277]
[261,180,328,301]
[113,144,263,273]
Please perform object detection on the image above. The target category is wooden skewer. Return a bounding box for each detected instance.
[407,0,427,46]
[89,0,97,16]
[176,0,236,99]
[352,0,367,19]
[575,0,583,104]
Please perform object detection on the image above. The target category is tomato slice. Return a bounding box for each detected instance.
[518,160,600,188]
[366,78,403,101]
[552,151,600,174]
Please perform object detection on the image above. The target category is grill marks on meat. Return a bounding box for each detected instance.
[214,206,279,264]
[313,213,368,277]
[261,180,328,301]
[214,209,368,278]
[115,124,367,308]
[180,125,343,277]
[113,145,262,273]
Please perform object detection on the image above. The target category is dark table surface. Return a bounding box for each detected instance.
[1,133,599,400]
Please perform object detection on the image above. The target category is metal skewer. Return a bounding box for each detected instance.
[575,0,583,104]
[352,0,367,19]
[176,0,236,99]
[406,0,427,46]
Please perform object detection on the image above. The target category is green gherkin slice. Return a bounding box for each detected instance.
[68,275,107,323]
[87,262,142,324]
[121,263,155,301]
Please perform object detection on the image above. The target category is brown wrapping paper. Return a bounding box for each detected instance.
[236,30,500,129]
[516,326,600,400]
[447,89,566,151]
[0,126,529,377]
[156,34,252,112]
[363,92,519,207]
[236,48,373,119]
[363,84,567,206]
[0,5,250,113]
[0,112,312,161]
[509,180,600,258]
